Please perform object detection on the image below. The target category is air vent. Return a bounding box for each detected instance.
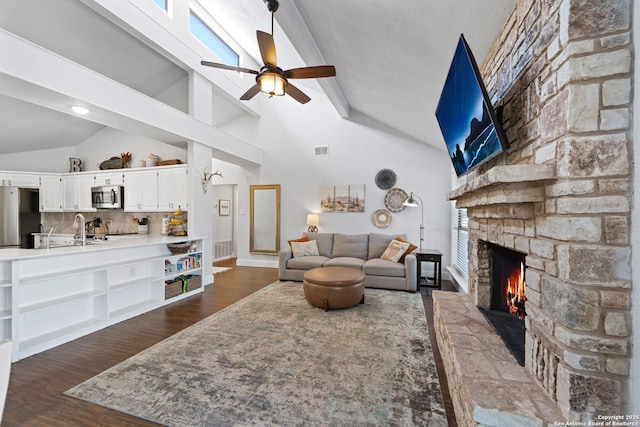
[314,145,329,156]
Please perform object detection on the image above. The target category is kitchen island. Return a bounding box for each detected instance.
[0,234,207,361]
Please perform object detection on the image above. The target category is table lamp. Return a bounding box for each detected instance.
[306,214,319,233]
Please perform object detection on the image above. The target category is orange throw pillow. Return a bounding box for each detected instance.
[288,236,309,248]
[396,237,417,263]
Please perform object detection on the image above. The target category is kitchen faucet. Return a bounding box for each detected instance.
[46,226,55,249]
[73,213,86,246]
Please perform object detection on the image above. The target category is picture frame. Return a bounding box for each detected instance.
[219,199,230,216]
[320,185,365,213]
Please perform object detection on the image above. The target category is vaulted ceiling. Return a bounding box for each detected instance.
[0,0,516,155]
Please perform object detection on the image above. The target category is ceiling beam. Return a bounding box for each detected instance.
[275,0,350,118]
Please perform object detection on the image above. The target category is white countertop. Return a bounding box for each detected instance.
[0,235,202,261]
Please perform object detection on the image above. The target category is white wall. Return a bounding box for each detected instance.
[0,128,187,174]
[0,146,78,173]
[218,89,452,269]
[76,128,187,171]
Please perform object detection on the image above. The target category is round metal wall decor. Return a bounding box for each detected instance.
[373,208,392,228]
[384,188,408,212]
[374,168,397,190]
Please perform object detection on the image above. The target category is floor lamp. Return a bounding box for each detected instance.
[403,192,423,250]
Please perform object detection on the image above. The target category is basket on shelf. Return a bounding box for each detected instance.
[167,242,191,254]
[164,275,202,299]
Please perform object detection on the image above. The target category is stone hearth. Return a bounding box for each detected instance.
[435,0,632,423]
[434,291,563,425]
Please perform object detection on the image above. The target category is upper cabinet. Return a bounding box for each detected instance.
[157,166,188,211]
[1,172,40,188]
[94,172,124,187]
[39,175,63,212]
[62,174,95,212]
[2,166,190,213]
[124,169,159,212]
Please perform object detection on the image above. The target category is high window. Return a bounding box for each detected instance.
[189,11,239,66]
[151,0,168,12]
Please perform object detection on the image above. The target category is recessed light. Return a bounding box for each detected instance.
[71,106,90,115]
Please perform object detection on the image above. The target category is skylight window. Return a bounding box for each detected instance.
[151,0,168,12]
[189,11,239,67]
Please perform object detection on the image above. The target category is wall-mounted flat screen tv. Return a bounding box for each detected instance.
[435,34,509,177]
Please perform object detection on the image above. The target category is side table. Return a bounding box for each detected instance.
[415,249,442,290]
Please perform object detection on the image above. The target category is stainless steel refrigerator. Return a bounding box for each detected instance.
[0,187,40,249]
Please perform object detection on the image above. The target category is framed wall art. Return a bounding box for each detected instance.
[219,199,230,216]
[320,185,365,213]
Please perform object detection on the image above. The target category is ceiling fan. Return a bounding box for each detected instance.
[200,0,336,104]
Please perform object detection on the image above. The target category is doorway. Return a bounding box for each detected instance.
[211,184,237,262]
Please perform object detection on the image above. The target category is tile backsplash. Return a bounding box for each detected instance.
[42,211,186,235]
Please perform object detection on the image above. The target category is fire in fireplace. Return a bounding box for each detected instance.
[480,244,527,366]
[491,245,527,319]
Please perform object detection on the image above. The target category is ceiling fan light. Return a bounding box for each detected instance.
[258,72,286,96]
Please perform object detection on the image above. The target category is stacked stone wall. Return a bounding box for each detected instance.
[457,0,633,420]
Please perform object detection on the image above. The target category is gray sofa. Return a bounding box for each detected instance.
[278,232,417,292]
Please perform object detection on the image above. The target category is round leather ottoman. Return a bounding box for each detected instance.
[303,267,365,311]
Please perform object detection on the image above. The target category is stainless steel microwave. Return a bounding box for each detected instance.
[91,185,124,209]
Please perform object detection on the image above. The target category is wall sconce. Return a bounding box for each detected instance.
[402,192,424,250]
[306,213,319,233]
[202,167,223,193]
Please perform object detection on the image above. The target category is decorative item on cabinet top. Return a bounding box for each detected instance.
[99,157,125,170]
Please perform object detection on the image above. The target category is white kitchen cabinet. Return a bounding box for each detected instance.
[5,173,40,188]
[157,166,188,211]
[39,175,63,212]
[124,169,158,211]
[62,174,95,211]
[94,171,124,186]
[0,173,6,186]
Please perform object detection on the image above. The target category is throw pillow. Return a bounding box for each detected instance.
[291,240,320,257]
[288,236,309,248]
[380,239,411,263]
[395,237,418,263]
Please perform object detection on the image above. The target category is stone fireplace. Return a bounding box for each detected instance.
[435,0,633,423]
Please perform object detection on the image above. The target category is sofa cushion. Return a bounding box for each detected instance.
[380,239,412,263]
[363,258,407,278]
[332,233,368,260]
[291,240,319,257]
[288,236,309,247]
[324,257,365,269]
[303,232,334,257]
[395,237,418,263]
[368,233,408,259]
[287,256,329,270]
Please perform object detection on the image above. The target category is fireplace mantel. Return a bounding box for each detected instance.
[448,164,556,210]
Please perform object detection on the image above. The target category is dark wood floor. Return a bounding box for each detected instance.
[3,260,457,426]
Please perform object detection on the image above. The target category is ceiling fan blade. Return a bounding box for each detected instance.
[284,82,311,104]
[257,30,277,66]
[240,84,261,101]
[284,65,336,79]
[201,61,258,75]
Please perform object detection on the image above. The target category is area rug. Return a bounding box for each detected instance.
[211,266,231,274]
[65,281,447,426]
